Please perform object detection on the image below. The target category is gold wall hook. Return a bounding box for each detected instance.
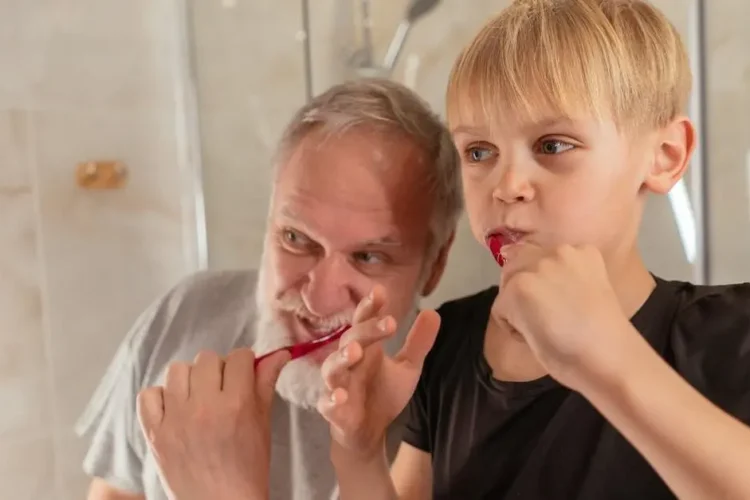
[75,161,128,190]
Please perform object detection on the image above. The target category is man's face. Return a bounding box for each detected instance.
[254,127,438,408]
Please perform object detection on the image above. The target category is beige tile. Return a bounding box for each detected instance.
[55,430,90,500]
[639,195,695,281]
[0,110,32,188]
[0,191,52,441]
[0,435,56,500]
[30,109,193,426]
[190,0,304,112]
[706,2,750,284]
[200,110,275,269]
[0,0,181,111]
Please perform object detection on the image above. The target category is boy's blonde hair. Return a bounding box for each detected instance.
[447,0,692,130]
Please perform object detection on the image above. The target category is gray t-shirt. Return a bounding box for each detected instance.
[76,269,402,500]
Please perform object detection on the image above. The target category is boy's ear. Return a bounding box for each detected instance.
[643,116,696,194]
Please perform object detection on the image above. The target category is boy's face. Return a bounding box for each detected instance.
[452,110,667,278]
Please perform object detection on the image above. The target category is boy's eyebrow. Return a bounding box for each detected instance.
[534,116,575,128]
[450,125,489,136]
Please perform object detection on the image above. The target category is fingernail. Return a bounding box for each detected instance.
[329,391,337,404]
[340,346,349,361]
[376,317,391,332]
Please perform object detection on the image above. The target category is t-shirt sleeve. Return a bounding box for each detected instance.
[74,295,167,494]
[672,283,750,424]
[401,374,433,453]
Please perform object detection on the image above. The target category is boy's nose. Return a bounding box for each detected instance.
[301,255,359,318]
[492,165,534,204]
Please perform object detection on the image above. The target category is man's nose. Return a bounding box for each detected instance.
[301,254,359,318]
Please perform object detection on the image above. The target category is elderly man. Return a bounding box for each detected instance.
[76,78,462,500]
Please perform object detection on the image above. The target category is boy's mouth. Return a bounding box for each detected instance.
[485,229,526,267]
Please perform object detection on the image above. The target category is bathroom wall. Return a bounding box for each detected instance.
[191,0,750,308]
[0,1,201,499]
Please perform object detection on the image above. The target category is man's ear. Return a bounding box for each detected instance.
[421,230,456,297]
[643,116,696,194]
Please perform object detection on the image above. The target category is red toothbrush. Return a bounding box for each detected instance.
[254,324,351,368]
[486,233,505,266]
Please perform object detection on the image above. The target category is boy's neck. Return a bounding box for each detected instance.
[607,250,657,320]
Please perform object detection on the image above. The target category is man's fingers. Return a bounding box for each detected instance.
[255,349,292,408]
[352,285,387,324]
[321,341,364,391]
[164,361,191,401]
[190,350,224,397]
[395,309,441,368]
[222,348,256,397]
[136,386,165,443]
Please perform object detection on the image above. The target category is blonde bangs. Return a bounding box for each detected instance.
[446,0,692,131]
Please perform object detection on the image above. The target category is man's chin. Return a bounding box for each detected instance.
[274,356,326,410]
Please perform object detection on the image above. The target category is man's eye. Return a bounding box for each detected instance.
[282,229,310,248]
[538,140,575,155]
[353,252,384,265]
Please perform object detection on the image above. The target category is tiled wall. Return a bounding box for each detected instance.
[0,0,748,499]
[0,1,201,499]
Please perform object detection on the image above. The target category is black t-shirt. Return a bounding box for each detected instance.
[402,276,750,499]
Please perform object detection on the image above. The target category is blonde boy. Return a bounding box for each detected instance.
[319,1,750,499]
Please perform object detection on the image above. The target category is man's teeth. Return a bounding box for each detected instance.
[299,316,349,333]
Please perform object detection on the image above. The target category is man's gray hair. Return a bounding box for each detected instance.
[273,78,463,256]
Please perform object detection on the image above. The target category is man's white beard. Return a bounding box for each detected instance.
[252,251,421,409]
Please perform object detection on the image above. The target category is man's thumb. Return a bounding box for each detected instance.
[256,350,292,407]
[136,386,165,443]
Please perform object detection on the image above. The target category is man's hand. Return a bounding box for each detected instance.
[494,243,634,390]
[317,285,441,462]
[136,348,290,500]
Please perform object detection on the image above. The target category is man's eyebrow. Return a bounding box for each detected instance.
[359,236,402,248]
[279,205,299,220]
[279,205,403,248]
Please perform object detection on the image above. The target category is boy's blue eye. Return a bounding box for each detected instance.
[539,140,575,155]
[466,147,494,162]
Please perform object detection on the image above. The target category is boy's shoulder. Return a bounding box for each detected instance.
[435,285,498,329]
[665,278,750,330]
[421,287,498,368]
[658,278,750,407]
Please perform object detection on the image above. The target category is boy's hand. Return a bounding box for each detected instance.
[317,285,441,462]
[494,243,635,390]
[136,348,290,500]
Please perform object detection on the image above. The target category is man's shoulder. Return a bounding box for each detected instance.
[135,269,261,382]
[166,268,259,305]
